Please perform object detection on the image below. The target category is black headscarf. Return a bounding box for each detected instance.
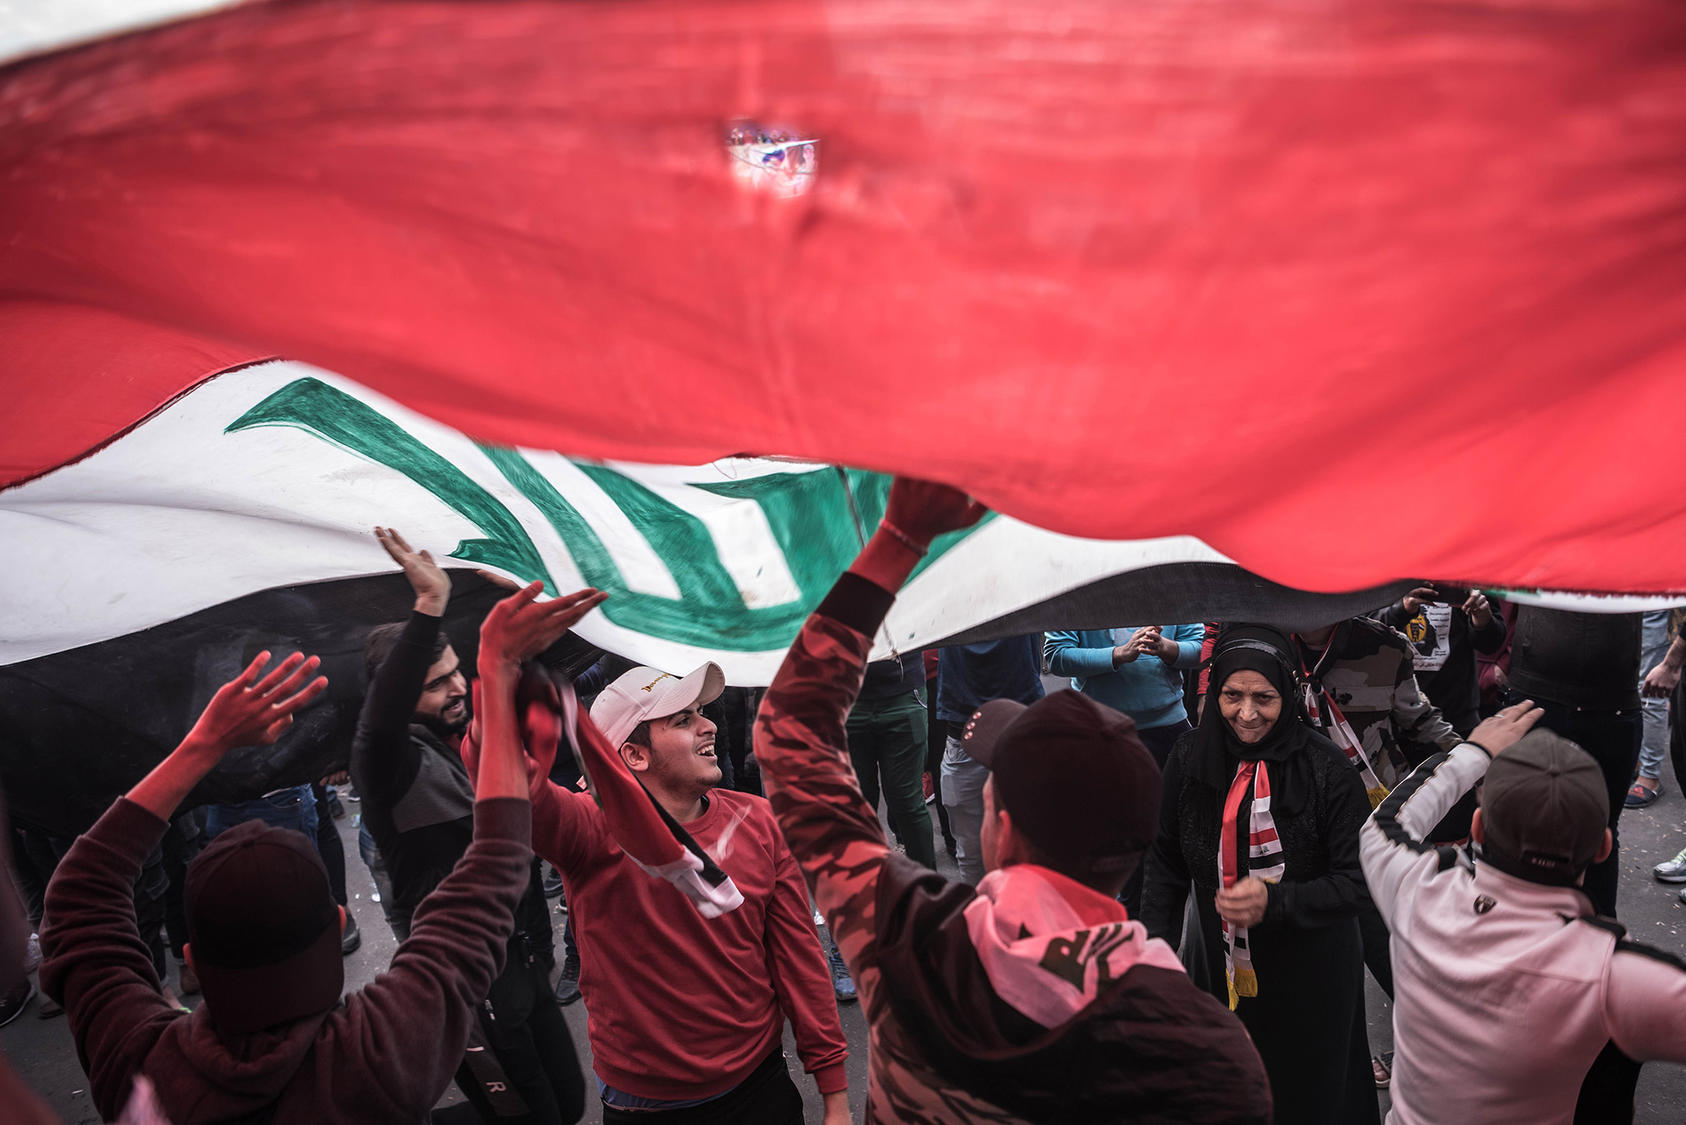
[1189,624,1319,816]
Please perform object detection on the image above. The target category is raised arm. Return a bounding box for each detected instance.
[756,480,985,951]
[1463,591,1507,655]
[42,653,326,1119]
[352,527,454,802]
[1359,701,1542,928]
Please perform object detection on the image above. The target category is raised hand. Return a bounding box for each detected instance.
[1462,590,1494,628]
[478,582,609,677]
[1401,586,1438,617]
[1468,699,1544,755]
[129,651,328,821]
[375,526,451,614]
[186,651,329,754]
[881,477,988,551]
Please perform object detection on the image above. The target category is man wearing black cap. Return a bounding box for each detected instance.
[754,477,1270,1123]
[38,580,592,1123]
[1360,702,1686,1125]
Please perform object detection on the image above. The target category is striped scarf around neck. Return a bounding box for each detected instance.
[1219,758,1285,1009]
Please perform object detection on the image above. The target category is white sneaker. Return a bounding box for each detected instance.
[1654,845,1686,884]
[23,932,40,975]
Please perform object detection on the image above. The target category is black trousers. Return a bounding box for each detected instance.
[455,959,586,1125]
[600,1051,804,1125]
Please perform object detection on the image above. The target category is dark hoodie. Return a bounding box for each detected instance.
[756,572,1271,1124]
[40,795,533,1123]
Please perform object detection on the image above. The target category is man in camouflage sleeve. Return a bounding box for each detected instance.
[754,477,1271,1124]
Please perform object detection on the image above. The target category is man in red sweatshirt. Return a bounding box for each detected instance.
[527,662,850,1123]
[38,580,598,1123]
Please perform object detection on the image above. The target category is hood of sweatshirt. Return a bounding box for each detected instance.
[146,1004,333,1119]
[874,855,1271,1125]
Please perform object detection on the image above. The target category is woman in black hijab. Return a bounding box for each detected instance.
[1141,625,1378,1125]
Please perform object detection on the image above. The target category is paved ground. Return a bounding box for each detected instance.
[7,772,1686,1123]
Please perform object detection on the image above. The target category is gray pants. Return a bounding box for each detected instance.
[940,733,989,884]
[1638,610,1672,780]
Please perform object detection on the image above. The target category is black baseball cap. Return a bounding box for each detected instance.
[962,690,1160,878]
[184,820,344,1034]
[1480,730,1609,888]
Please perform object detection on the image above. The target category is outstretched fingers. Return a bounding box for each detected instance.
[475,568,523,592]
[277,674,331,716]
[374,525,416,561]
[250,651,310,696]
[235,650,274,688]
[264,655,324,704]
[498,579,547,611]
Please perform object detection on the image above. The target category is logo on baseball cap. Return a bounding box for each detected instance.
[589,662,727,747]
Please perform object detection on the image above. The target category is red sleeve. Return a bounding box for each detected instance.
[1198,621,1219,694]
[759,808,849,1093]
[529,775,609,876]
[37,799,181,1121]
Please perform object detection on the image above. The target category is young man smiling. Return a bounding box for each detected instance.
[524,662,850,1124]
[354,527,585,1124]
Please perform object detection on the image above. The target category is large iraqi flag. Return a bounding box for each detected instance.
[5,0,1686,831]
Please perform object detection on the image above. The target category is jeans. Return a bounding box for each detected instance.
[204,784,318,843]
[357,821,402,938]
[1636,610,1671,781]
[847,693,935,869]
[941,734,990,884]
[925,678,955,851]
[311,783,347,907]
[1502,690,1641,918]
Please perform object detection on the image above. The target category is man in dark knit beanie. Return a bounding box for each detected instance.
[39,580,599,1123]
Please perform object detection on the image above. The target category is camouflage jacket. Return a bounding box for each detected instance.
[1296,618,1461,789]
[757,574,1272,1124]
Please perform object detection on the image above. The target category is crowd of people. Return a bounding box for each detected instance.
[4,478,1686,1124]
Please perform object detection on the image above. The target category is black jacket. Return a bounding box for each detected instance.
[1507,607,1642,711]
[1140,727,1371,969]
[351,612,550,947]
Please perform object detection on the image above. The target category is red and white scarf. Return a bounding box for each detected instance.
[1219,760,1285,1009]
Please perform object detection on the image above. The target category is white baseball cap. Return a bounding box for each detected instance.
[589,663,727,748]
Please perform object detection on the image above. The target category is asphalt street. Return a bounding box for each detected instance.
[7,765,1686,1123]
